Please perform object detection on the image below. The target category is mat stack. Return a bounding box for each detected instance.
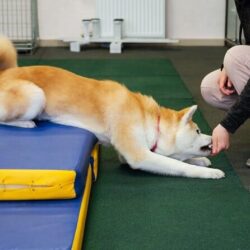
[0,121,99,250]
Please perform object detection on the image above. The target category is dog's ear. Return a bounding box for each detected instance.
[179,105,197,125]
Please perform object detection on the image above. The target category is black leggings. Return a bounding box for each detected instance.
[235,0,250,44]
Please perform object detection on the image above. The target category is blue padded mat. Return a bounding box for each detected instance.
[0,193,85,249]
[0,121,97,198]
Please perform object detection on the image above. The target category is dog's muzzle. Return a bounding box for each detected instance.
[200,144,212,152]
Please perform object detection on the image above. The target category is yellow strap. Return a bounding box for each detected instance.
[71,166,92,250]
[72,145,100,249]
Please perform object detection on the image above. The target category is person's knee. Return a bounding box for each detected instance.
[200,85,214,106]
[200,73,230,110]
[201,84,232,111]
[224,45,246,71]
[200,75,216,105]
[223,45,250,94]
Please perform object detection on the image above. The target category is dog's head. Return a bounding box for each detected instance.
[175,105,212,159]
[158,105,212,160]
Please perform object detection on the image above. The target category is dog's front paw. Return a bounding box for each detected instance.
[186,157,211,167]
[206,168,225,179]
[198,157,211,167]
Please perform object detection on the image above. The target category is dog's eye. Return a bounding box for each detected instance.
[196,129,201,134]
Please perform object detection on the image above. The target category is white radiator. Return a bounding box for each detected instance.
[95,0,166,38]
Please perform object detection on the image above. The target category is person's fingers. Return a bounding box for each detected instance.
[219,81,226,94]
[212,135,218,155]
[218,70,229,95]
[218,71,235,95]
[228,89,236,95]
[219,80,229,95]
[215,135,229,153]
[227,79,233,88]
[211,124,230,156]
[226,79,236,94]
[217,140,224,153]
[221,85,235,95]
[223,88,232,95]
[219,86,227,95]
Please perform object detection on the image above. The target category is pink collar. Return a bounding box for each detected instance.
[150,115,160,152]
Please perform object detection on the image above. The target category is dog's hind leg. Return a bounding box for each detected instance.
[0,120,36,128]
[0,80,46,128]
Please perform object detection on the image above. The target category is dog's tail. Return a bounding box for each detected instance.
[0,36,17,70]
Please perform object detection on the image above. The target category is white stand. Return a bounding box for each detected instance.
[65,18,179,53]
[82,19,91,41]
[110,41,122,53]
[70,42,81,52]
[110,19,123,53]
[92,18,101,39]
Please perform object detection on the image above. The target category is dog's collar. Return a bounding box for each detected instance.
[150,115,160,152]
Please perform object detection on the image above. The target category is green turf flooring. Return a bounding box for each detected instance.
[18,59,191,99]
[19,59,250,250]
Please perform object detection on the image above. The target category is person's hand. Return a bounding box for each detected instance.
[211,124,230,155]
[217,68,236,96]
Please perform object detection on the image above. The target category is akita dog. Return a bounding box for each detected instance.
[0,37,224,179]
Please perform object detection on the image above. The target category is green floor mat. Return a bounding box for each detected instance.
[18,58,250,249]
[18,58,40,66]
[20,58,178,77]
[85,147,250,250]
[19,58,191,98]
[80,59,250,250]
[101,76,191,98]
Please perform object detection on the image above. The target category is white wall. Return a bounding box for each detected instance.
[38,0,226,41]
[38,0,95,40]
[166,0,226,39]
